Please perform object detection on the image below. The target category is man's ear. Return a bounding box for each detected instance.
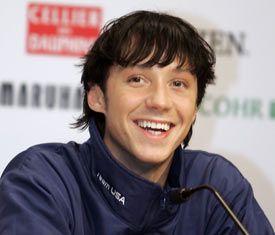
[87,85,106,114]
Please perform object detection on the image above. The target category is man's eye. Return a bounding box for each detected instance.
[129,76,142,82]
[127,76,145,85]
[172,80,186,88]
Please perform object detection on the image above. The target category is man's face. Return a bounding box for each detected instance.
[88,59,197,173]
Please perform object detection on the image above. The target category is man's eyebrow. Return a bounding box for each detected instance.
[133,64,192,72]
[134,64,151,69]
[173,67,192,73]
[126,64,193,76]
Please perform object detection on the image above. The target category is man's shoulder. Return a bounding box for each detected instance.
[183,149,240,172]
[0,141,85,202]
[180,149,245,190]
[0,142,86,233]
[1,142,79,178]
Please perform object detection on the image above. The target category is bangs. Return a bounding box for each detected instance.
[117,33,189,68]
[106,12,196,70]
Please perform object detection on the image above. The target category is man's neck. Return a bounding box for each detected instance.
[139,161,172,188]
[115,153,173,188]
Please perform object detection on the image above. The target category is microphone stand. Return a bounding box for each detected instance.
[169,184,250,235]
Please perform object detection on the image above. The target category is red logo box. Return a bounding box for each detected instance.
[26,3,102,57]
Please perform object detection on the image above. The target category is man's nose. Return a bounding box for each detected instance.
[145,84,172,111]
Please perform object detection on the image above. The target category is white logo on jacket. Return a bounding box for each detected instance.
[96,172,126,205]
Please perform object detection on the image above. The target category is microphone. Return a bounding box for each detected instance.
[169,184,250,235]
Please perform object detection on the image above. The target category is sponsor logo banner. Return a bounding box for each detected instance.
[26,3,102,56]
[200,95,275,120]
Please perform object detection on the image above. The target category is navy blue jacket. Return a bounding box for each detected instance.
[0,121,274,234]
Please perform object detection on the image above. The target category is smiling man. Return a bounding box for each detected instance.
[90,61,197,187]
[0,10,274,235]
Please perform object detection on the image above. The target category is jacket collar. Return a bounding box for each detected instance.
[85,120,185,229]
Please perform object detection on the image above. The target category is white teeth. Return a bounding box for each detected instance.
[137,120,171,131]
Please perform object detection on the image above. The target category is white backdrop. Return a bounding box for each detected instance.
[0,0,274,228]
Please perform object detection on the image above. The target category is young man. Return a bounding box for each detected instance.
[0,11,273,234]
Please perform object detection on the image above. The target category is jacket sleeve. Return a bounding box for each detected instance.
[205,174,274,235]
[0,152,73,235]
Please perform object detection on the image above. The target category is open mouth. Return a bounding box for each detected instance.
[135,120,174,136]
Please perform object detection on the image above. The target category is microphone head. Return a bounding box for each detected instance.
[169,188,192,204]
